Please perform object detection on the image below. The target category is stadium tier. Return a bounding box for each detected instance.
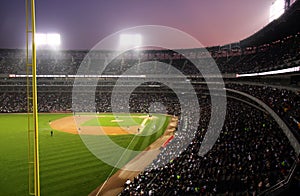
[0,32,299,75]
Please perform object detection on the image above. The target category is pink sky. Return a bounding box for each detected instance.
[0,0,275,49]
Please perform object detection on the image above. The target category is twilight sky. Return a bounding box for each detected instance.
[0,0,274,50]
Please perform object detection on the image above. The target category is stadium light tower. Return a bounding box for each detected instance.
[269,0,286,22]
[119,34,142,50]
[25,0,40,195]
[35,33,61,48]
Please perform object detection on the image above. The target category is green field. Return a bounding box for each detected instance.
[0,113,170,195]
[81,114,146,127]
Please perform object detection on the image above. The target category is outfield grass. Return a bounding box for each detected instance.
[0,113,170,195]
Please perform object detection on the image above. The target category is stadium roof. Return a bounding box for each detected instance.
[240,0,300,47]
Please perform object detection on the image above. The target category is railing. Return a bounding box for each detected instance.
[259,160,298,196]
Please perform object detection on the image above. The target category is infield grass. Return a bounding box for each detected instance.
[0,113,170,195]
[81,115,146,127]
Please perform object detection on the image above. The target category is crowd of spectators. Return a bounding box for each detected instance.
[0,92,71,113]
[216,33,300,74]
[0,49,86,75]
[227,83,300,139]
[0,92,27,113]
[0,90,182,115]
[0,33,299,75]
[120,100,297,195]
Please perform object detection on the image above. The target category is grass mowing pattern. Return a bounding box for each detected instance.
[0,113,169,195]
[0,114,28,195]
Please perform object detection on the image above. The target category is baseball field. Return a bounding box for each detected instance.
[0,113,172,195]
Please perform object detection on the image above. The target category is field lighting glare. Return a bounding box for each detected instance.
[119,34,142,49]
[269,0,285,22]
[35,33,61,46]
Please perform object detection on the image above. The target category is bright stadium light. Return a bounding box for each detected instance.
[35,33,61,47]
[269,0,285,22]
[47,33,61,46]
[119,34,142,49]
[35,33,47,45]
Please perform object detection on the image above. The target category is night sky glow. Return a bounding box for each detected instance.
[0,0,275,49]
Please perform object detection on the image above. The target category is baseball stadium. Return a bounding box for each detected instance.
[1,0,300,196]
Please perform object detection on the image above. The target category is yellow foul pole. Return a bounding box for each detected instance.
[26,0,40,195]
[31,0,40,195]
